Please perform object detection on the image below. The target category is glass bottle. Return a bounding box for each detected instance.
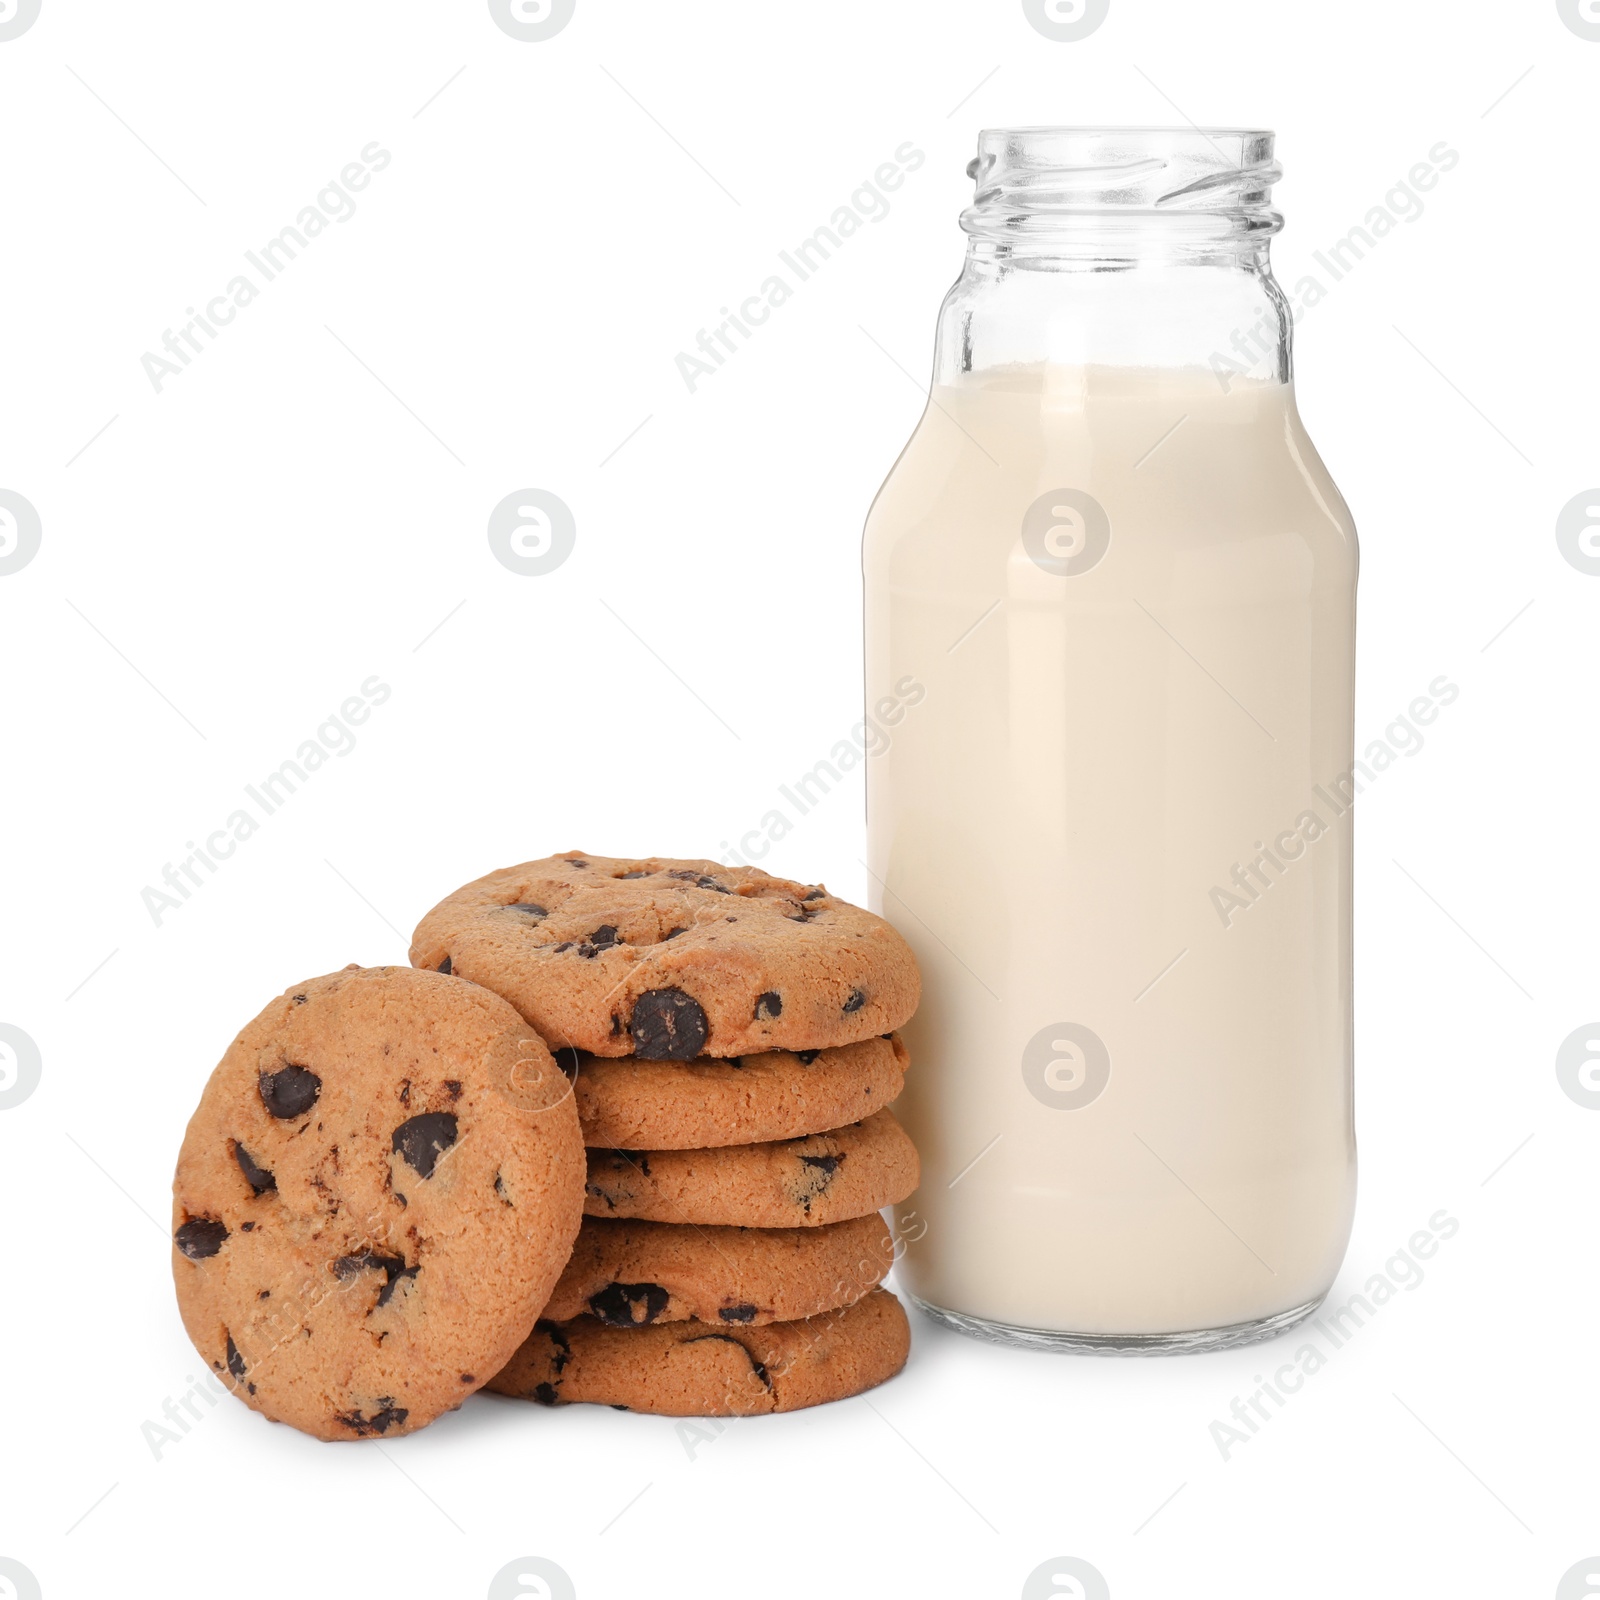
[864,128,1358,1352]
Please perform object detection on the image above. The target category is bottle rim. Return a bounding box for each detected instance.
[963,126,1283,245]
[976,124,1275,137]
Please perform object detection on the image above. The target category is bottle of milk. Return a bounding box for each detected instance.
[864,128,1358,1351]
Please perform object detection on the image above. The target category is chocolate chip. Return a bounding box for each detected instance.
[540,1321,573,1374]
[225,1335,246,1383]
[795,1049,820,1065]
[588,1281,670,1327]
[552,1047,581,1078]
[494,1172,511,1205]
[630,988,708,1059]
[567,858,590,869]
[335,1250,417,1308]
[436,957,452,975]
[292,993,308,1005]
[667,869,730,893]
[443,1080,462,1099]
[618,871,649,880]
[578,924,622,957]
[239,1221,256,1232]
[803,888,825,901]
[791,1151,842,1216]
[842,989,866,1014]
[259,1064,321,1119]
[532,1382,560,1405]
[460,1373,475,1383]
[552,941,574,954]
[391,1112,459,1179]
[175,1218,229,1259]
[754,991,782,1021]
[719,1303,758,1322]
[595,1149,650,1177]
[232,1141,276,1197]
[505,902,548,917]
[336,1403,408,1436]
[335,1251,379,1279]
[683,1332,772,1389]
[258,1289,271,1299]
[661,927,686,941]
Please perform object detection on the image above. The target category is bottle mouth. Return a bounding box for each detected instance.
[962,127,1282,245]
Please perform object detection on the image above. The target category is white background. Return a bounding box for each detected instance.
[2,2,1597,1597]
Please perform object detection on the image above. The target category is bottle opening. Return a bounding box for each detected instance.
[963,127,1282,246]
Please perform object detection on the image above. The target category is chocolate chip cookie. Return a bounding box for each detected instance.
[170,965,585,1442]
[583,1108,919,1227]
[408,853,920,1059]
[543,1212,893,1327]
[570,1033,908,1150]
[488,1287,910,1415]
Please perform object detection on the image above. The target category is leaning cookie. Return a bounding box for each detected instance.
[571,1034,908,1150]
[409,852,920,1059]
[584,1108,919,1227]
[543,1213,893,1327]
[488,1287,910,1415]
[170,966,585,1442]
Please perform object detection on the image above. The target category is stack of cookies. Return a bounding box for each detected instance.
[410,853,922,1418]
[169,852,922,1441]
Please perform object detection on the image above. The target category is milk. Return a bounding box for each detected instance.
[864,363,1357,1341]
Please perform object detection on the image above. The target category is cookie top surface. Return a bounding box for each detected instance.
[408,852,920,1058]
[171,965,585,1441]
[572,1033,909,1150]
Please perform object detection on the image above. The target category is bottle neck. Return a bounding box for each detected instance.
[935,128,1292,390]
[934,243,1291,389]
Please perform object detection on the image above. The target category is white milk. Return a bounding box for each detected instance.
[865,363,1357,1341]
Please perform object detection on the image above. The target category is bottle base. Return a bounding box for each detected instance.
[906,1292,1326,1356]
